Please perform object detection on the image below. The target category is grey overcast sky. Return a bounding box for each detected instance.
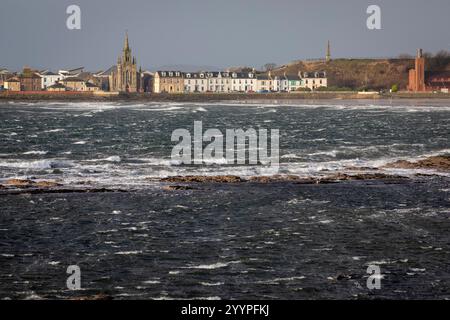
[0,0,449,72]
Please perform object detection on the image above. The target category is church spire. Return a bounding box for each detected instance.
[124,31,130,52]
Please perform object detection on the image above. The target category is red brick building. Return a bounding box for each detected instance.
[18,68,41,91]
[426,71,450,93]
[408,49,450,93]
[407,49,426,92]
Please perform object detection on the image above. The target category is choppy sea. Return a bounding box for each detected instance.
[0,100,449,299]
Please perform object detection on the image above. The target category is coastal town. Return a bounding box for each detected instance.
[0,34,449,96]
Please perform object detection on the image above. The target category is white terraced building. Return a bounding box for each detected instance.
[184,72,208,93]
[229,72,257,92]
[207,72,231,93]
[301,72,328,91]
[184,71,257,93]
[161,70,326,93]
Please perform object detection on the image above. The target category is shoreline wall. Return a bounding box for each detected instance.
[1,91,449,102]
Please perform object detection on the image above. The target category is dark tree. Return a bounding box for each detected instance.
[263,63,277,72]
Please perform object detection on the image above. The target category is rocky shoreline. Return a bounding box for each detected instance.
[382,155,450,171]
[159,172,410,185]
[0,178,128,195]
[1,155,448,195]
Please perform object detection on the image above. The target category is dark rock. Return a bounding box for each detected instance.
[4,179,34,187]
[161,175,244,183]
[4,179,62,188]
[344,166,379,171]
[336,274,352,281]
[322,173,408,181]
[35,181,63,188]
[384,155,450,171]
[71,293,113,301]
[162,185,195,191]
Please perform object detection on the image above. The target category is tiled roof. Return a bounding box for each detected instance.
[41,71,59,76]
[62,77,84,82]
[284,75,301,81]
[426,71,450,79]
[19,73,41,79]
[96,66,117,76]
[48,83,66,88]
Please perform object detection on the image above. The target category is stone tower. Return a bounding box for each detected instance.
[112,32,140,92]
[408,48,426,92]
[326,40,331,62]
[414,48,425,92]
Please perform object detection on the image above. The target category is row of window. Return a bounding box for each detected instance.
[160,72,181,77]
[161,72,255,79]
[43,77,62,83]
[185,79,256,85]
[184,86,250,92]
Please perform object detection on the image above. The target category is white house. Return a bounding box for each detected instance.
[230,72,256,92]
[302,71,327,90]
[184,72,208,93]
[286,74,302,92]
[272,75,281,92]
[39,71,64,89]
[207,72,232,93]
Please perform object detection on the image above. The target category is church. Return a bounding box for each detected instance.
[109,33,143,92]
